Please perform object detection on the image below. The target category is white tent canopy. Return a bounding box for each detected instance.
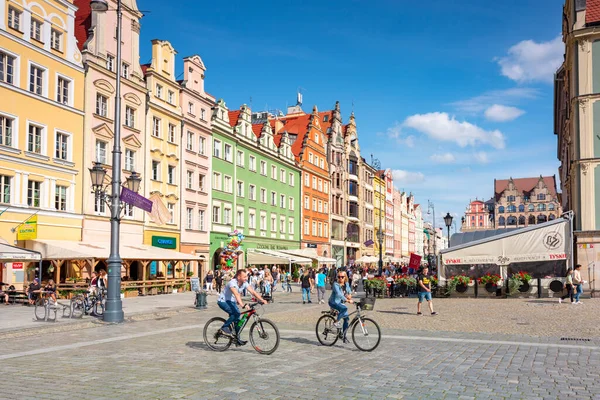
[355,255,379,264]
[280,249,337,264]
[439,217,572,280]
[246,250,290,265]
[251,249,312,265]
[0,243,41,262]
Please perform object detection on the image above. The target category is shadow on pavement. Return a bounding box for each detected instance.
[280,336,356,351]
[376,310,415,316]
[185,341,256,354]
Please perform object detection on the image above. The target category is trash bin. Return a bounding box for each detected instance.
[195,291,207,309]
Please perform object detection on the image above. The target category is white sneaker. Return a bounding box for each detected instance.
[558,298,562,304]
[576,301,583,305]
[333,321,342,329]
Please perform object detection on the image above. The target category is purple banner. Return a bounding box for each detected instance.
[364,240,374,247]
[120,187,153,213]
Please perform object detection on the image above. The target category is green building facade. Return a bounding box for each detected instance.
[209,100,301,269]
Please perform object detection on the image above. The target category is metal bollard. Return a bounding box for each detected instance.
[195,291,207,309]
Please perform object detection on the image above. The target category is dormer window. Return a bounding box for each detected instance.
[323,115,329,122]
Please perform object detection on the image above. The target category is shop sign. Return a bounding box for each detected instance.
[256,244,290,250]
[152,236,177,249]
[12,262,23,270]
[17,215,37,240]
[306,244,317,248]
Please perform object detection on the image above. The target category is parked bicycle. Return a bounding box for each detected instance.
[315,296,381,351]
[203,302,280,354]
[71,289,106,318]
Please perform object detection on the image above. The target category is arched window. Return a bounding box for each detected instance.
[537,204,546,212]
[507,205,516,213]
[518,205,525,212]
[548,203,555,211]
[528,215,536,225]
[518,216,526,225]
[498,216,505,226]
[498,206,505,214]
[528,204,534,212]
[537,214,547,223]
[507,216,517,225]
[549,214,556,220]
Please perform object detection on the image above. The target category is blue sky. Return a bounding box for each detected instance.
[139,0,564,230]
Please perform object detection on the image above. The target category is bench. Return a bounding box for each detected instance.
[8,291,29,305]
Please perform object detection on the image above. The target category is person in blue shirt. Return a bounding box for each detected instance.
[316,268,327,304]
[217,269,265,346]
[328,271,354,342]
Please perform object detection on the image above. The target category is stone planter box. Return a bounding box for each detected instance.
[124,290,138,298]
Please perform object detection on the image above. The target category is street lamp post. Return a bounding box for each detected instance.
[90,0,126,323]
[427,200,436,260]
[444,212,453,248]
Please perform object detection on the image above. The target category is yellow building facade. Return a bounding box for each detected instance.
[142,40,183,257]
[0,0,84,287]
[373,174,386,256]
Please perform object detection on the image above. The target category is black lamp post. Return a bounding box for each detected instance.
[444,212,453,248]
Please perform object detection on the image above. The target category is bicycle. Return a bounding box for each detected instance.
[315,296,381,352]
[34,291,73,322]
[71,289,106,318]
[203,302,280,355]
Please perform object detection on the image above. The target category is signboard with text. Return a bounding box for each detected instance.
[12,262,23,270]
[151,236,177,249]
[120,187,153,213]
[409,253,422,270]
[17,215,37,240]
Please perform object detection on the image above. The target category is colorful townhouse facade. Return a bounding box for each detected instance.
[373,172,385,257]
[414,204,424,257]
[361,161,375,257]
[383,169,394,257]
[0,0,85,287]
[178,55,213,276]
[209,101,301,269]
[392,189,403,259]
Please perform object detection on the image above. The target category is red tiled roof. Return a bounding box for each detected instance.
[74,0,91,52]
[141,63,150,75]
[251,123,262,138]
[494,176,558,200]
[587,0,600,24]
[319,111,333,137]
[228,111,241,128]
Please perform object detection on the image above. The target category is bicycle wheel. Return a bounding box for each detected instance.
[351,317,381,352]
[203,317,233,351]
[249,318,280,355]
[93,297,104,317]
[315,314,339,346]
[34,298,47,320]
[70,296,85,319]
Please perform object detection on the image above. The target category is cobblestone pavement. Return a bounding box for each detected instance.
[1,290,600,399]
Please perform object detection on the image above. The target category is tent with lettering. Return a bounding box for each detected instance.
[439,217,572,283]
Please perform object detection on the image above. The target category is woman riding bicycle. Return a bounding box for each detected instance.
[329,271,354,342]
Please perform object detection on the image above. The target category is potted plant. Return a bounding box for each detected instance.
[508,271,532,294]
[365,277,387,297]
[186,271,194,278]
[478,274,502,293]
[446,275,472,294]
[395,275,417,288]
[125,287,138,298]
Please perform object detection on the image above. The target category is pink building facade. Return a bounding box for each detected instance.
[407,193,416,254]
[461,199,492,231]
[383,169,394,257]
[392,190,403,259]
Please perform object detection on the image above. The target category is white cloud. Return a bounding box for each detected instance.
[484,104,525,122]
[473,152,489,164]
[385,123,416,147]
[497,36,563,84]
[430,153,456,164]
[392,169,425,185]
[451,88,539,114]
[403,112,505,149]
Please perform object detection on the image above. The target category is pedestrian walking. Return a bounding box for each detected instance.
[573,264,585,304]
[205,270,214,293]
[559,267,574,304]
[300,269,313,304]
[316,268,327,304]
[417,266,437,316]
[215,270,223,294]
[285,271,292,292]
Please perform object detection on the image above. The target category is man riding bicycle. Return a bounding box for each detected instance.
[217,269,266,346]
[329,271,354,343]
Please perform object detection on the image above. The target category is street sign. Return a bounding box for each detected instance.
[190,277,200,292]
[409,253,422,270]
[151,236,177,249]
[364,240,374,247]
[306,244,317,248]
[17,215,37,240]
[120,187,153,213]
[12,262,23,269]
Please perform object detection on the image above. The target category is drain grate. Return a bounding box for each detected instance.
[560,337,591,342]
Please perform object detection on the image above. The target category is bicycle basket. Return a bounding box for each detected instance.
[359,296,376,311]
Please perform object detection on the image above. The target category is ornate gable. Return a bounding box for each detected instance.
[122,134,142,148]
[93,123,114,140]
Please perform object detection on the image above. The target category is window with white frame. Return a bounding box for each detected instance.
[288,220,294,235]
[318,179,323,192]
[201,109,206,120]
[304,196,309,209]
[212,172,222,190]
[124,202,133,217]
[324,223,328,237]
[318,222,323,237]
[167,203,175,224]
[27,124,43,154]
[198,136,205,155]
[96,140,107,164]
[212,206,220,223]
[94,193,105,213]
[50,29,62,51]
[223,208,231,224]
[198,174,205,191]
[237,150,244,167]
[324,202,328,213]
[213,139,221,158]
[167,90,174,104]
[188,102,195,115]
[55,132,68,160]
[308,153,313,164]
[271,191,276,206]
[54,185,67,211]
[271,215,276,232]
[224,176,232,193]
[312,198,317,211]
[151,160,160,180]
[304,173,309,186]
[0,115,14,147]
[280,169,286,183]
[289,173,294,187]
[312,221,317,236]
[198,210,205,230]
[27,180,41,207]
[155,84,162,98]
[260,161,267,175]
[314,133,319,144]
[0,51,16,85]
[125,149,135,171]
[0,175,11,204]
[237,210,244,227]
[186,207,193,229]
[260,215,266,230]
[106,54,115,71]
[312,176,317,189]
[271,165,277,180]
[249,156,256,171]
[237,181,244,197]
[57,77,70,105]
[280,194,285,209]
[167,165,175,184]
[324,182,328,194]
[224,144,232,162]
[186,131,194,151]
[30,18,43,41]
[152,117,161,137]
[29,65,44,95]
[318,200,322,213]
[249,185,256,200]
[168,124,176,143]
[280,218,285,233]
[125,106,135,128]
[8,7,22,31]
[319,158,324,169]
[186,170,193,189]
[121,62,129,79]
[289,197,294,210]
[96,93,108,117]
[260,188,266,203]
[249,212,256,229]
